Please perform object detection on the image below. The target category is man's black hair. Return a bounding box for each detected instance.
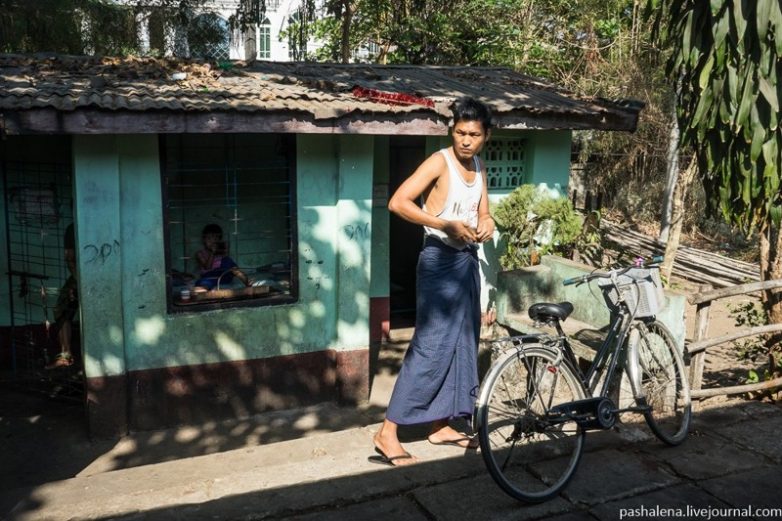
[202,223,223,237]
[452,97,493,132]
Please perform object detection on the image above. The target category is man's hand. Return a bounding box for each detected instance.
[442,220,478,243]
[476,216,495,243]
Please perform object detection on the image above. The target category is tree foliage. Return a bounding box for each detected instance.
[299,0,640,72]
[0,0,138,55]
[0,0,250,57]
[647,0,782,235]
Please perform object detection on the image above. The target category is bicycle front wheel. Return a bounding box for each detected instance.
[635,321,691,445]
[475,343,586,503]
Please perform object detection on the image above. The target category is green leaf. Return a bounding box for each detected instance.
[751,123,765,162]
[758,0,772,40]
[773,1,782,54]
[735,64,756,130]
[770,205,782,227]
[699,53,715,89]
[759,76,779,112]
[727,63,738,102]
[693,87,713,127]
[714,5,730,46]
[732,0,747,44]
[682,9,693,58]
[762,137,779,166]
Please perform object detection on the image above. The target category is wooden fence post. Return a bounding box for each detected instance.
[689,284,712,409]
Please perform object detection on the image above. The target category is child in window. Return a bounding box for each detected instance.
[193,224,249,292]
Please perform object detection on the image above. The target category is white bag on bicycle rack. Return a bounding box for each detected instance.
[597,268,664,318]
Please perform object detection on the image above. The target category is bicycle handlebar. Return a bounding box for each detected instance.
[562,255,664,287]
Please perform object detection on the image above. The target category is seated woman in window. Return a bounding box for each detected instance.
[193,223,249,293]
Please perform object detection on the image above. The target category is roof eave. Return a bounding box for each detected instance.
[1,104,641,136]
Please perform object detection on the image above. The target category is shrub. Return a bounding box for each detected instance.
[492,185,584,270]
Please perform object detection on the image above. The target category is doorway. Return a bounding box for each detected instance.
[1,136,84,404]
[388,136,426,328]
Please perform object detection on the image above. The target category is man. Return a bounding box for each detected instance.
[371,97,494,466]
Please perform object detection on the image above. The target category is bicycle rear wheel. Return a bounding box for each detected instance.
[475,343,585,503]
[635,321,691,445]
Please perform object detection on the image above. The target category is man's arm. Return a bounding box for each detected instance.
[388,153,478,243]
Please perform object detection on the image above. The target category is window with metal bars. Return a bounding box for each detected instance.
[483,137,527,190]
[258,18,271,59]
[161,134,297,312]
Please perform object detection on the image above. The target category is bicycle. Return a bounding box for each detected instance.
[474,257,691,503]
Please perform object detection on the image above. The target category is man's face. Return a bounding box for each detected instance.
[452,120,489,162]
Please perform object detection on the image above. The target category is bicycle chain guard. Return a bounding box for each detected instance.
[549,396,617,430]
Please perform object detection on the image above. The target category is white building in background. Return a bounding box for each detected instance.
[130,0,321,62]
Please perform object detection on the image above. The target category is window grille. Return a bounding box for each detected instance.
[188,13,230,62]
[162,134,297,312]
[484,137,526,190]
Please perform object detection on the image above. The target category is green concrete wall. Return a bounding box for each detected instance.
[496,255,687,351]
[370,136,389,298]
[71,134,373,380]
[73,136,127,378]
[524,130,571,195]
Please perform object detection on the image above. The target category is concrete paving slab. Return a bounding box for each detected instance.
[548,449,679,506]
[698,465,782,511]
[692,400,779,431]
[278,497,430,521]
[3,423,491,521]
[545,511,599,521]
[638,430,768,481]
[589,483,732,521]
[710,413,782,463]
[582,422,653,453]
[412,471,575,521]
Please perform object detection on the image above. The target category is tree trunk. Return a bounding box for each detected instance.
[340,0,353,63]
[661,156,696,282]
[659,103,680,243]
[760,223,782,324]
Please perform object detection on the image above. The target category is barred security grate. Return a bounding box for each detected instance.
[188,12,230,62]
[162,133,297,311]
[484,138,526,190]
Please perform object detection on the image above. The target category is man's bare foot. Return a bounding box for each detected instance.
[428,424,479,449]
[372,429,418,466]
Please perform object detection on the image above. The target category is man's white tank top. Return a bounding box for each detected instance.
[423,148,484,250]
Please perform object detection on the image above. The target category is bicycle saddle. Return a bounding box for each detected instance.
[528,302,574,322]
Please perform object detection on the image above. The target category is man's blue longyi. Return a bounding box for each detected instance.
[386,237,481,425]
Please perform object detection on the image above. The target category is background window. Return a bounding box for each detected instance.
[484,137,526,190]
[258,18,271,59]
[188,12,230,61]
[162,134,297,312]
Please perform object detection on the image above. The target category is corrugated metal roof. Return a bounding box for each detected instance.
[0,54,642,133]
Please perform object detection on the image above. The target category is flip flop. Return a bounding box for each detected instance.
[367,447,417,467]
[427,436,479,449]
